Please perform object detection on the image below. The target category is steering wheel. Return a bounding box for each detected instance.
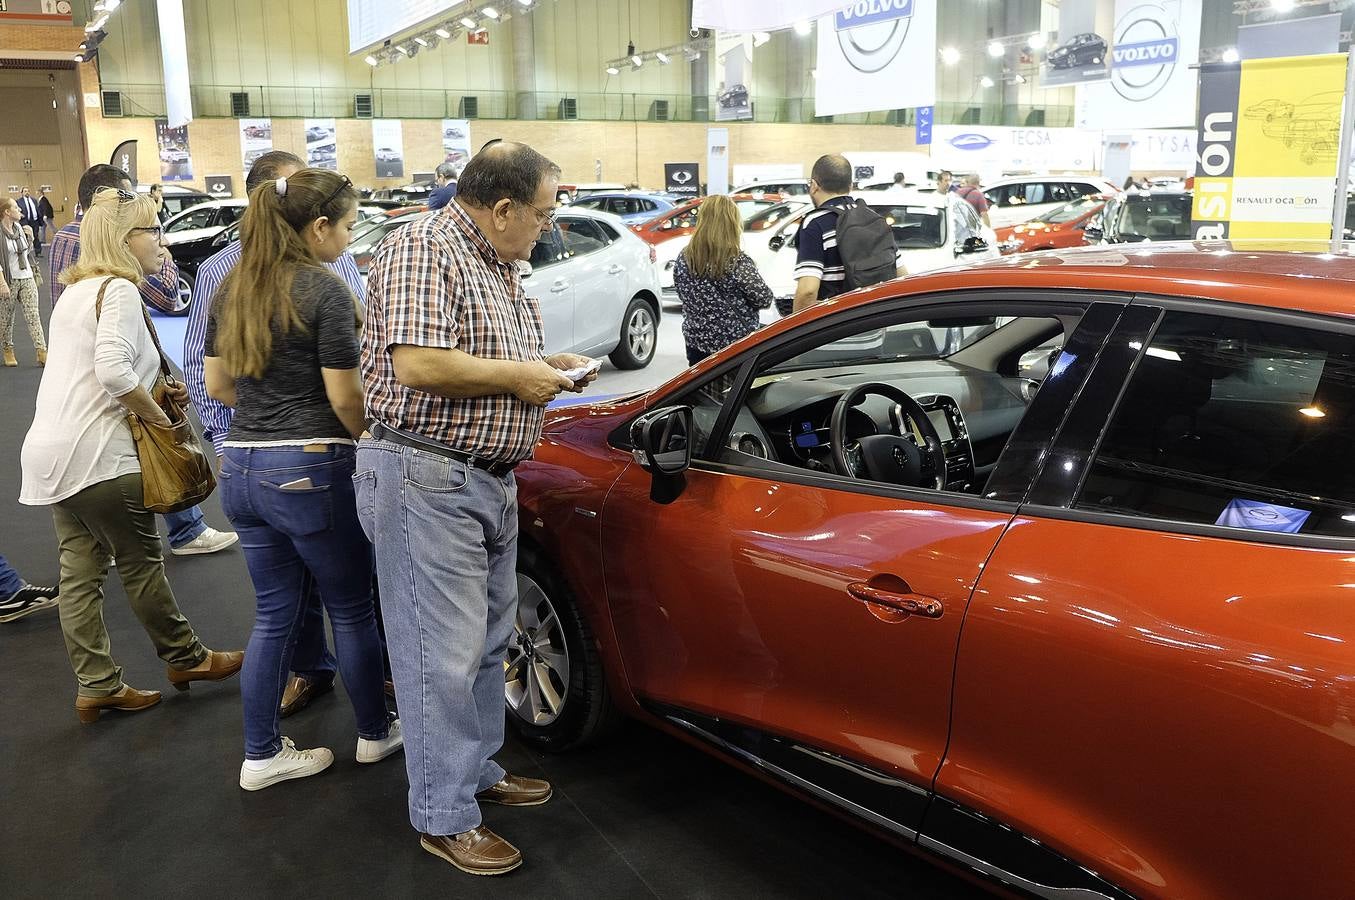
[830,382,946,488]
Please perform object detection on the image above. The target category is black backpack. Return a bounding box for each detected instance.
[833,201,898,291]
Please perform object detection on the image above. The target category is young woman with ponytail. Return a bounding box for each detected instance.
[204,168,401,790]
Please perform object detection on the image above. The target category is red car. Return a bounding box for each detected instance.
[509,243,1355,899]
[996,193,1113,254]
[631,192,786,245]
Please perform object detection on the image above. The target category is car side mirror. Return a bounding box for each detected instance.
[768,235,785,252]
[517,260,533,279]
[955,236,988,256]
[630,405,693,476]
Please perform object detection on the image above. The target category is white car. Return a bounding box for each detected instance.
[375,147,401,162]
[731,179,811,197]
[160,147,190,164]
[742,189,1001,304]
[981,176,1118,228]
[162,199,248,247]
[655,197,806,305]
[528,207,662,369]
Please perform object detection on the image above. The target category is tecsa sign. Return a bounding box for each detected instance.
[933,126,1098,172]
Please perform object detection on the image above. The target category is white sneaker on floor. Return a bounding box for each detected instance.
[357,718,404,763]
[239,737,334,791]
[171,527,239,556]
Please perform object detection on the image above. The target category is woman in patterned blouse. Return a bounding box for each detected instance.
[673,194,773,366]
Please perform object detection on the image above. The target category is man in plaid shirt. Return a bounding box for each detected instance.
[358,142,595,876]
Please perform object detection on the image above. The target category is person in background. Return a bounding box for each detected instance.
[205,168,399,790]
[956,173,992,228]
[673,194,772,366]
[185,150,368,719]
[149,184,168,224]
[936,170,955,194]
[891,171,906,188]
[17,187,43,258]
[37,190,55,247]
[0,198,48,367]
[427,162,458,211]
[792,154,856,314]
[48,164,238,559]
[18,187,243,724]
[0,552,59,623]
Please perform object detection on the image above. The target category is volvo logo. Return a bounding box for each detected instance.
[949,133,994,151]
[834,0,912,75]
[1110,4,1180,103]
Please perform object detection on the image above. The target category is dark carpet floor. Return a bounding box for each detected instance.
[0,281,982,897]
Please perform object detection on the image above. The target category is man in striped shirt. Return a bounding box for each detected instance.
[792,154,857,314]
[182,150,365,718]
[358,142,594,876]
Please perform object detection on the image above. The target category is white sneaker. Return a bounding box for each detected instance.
[239,737,334,791]
[357,718,404,763]
[171,527,239,556]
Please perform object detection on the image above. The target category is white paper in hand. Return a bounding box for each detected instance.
[561,358,602,383]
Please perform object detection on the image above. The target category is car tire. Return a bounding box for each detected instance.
[608,296,657,369]
[163,271,193,317]
[507,545,619,752]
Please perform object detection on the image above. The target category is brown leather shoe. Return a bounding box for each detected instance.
[76,685,162,723]
[420,827,522,876]
[279,674,333,718]
[476,774,552,807]
[168,649,244,691]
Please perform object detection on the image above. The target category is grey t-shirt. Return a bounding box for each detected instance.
[205,266,359,444]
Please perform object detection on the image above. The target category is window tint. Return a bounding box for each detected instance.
[558,217,610,255]
[1076,312,1355,538]
[220,206,245,225]
[529,227,567,268]
[639,199,657,212]
[864,203,944,249]
[168,207,217,232]
[1046,182,1072,203]
[1116,195,1192,240]
[594,219,620,241]
[1066,182,1099,198]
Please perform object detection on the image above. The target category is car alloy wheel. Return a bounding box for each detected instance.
[164,273,193,316]
[505,572,571,727]
[627,306,655,360]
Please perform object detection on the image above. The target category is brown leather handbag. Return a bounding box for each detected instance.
[94,277,216,513]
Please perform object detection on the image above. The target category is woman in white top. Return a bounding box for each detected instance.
[19,187,243,724]
[0,197,47,367]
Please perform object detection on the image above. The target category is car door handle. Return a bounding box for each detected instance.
[550,279,570,293]
[847,581,943,618]
[606,264,625,275]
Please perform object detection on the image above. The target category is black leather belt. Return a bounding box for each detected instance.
[369,422,520,477]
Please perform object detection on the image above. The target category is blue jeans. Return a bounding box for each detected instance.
[0,552,23,596]
[355,439,518,836]
[160,506,207,548]
[221,445,389,759]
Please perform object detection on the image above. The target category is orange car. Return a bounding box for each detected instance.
[630,192,785,245]
[509,243,1355,898]
[996,193,1113,254]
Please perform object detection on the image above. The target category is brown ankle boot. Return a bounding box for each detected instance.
[2,348,15,367]
[35,348,46,367]
[75,685,162,723]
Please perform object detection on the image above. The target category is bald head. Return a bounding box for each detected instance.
[810,154,853,195]
[963,173,982,187]
[456,141,561,210]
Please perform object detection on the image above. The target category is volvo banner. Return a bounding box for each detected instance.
[1076,0,1201,130]
[1193,54,1347,240]
[814,0,936,117]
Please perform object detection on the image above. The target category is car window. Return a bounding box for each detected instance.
[987,185,1015,207]
[1076,311,1355,538]
[220,206,245,225]
[594,220,621,241]
[863,203,945,249]
[1045,182,1072,203]
[1116,195,1192,240]
[557,217,609,255]
[573,198,605,211]
[734,199,776,221]
[667,208,699,230]
[168,207,217,232]
[1066,182,1098,198]
[529,226,567,269]
[639,199,657,212]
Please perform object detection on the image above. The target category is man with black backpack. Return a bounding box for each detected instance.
[791,154,901,314]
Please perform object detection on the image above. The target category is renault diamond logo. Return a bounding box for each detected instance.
[1110,4,1180,102]
[834,0,913,74]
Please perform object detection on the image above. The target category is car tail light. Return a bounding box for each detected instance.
[649,245,656,264]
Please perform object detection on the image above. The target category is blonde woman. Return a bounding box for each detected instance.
[672,194,773,365]
[0,197,47,366]
[19,187,242,723]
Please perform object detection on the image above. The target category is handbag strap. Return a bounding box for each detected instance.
[93,276,174,380]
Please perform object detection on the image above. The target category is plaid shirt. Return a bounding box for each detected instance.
[48,217,181,313]
[362,200,545,463]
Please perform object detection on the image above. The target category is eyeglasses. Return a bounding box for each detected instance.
[519,199,556,227]
[316,175,353,212]
[129,226,163,239]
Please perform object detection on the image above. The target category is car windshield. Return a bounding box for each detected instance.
[768,316,1027,373]
[735,199,778,222]
[1035,196,1101,224]
[1116,195,1192,241]
[863,204,946,249]
[743,201,806,232]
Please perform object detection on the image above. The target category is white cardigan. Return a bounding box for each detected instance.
[20,277,162,505]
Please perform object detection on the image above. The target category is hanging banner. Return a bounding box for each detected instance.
[238,118,273,179]
[1193,54,1347,240]
[110,140,139,186]
[715,31,753,121]
[1124,129,1196,172]
[304,119,337,171]
[916,105,934,146]
[1041,0,1114,88]
[156,0,193,127]
[665,162,701,197]
[932,125,1099,175]
[692,0,841,31]
[707,128,730,195]
[441,119,471,173]
[372,120,405,178]
[155,119,193,182]
[814,0,936,117]
[1075,0,1201,130]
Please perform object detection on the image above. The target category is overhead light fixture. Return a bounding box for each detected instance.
[1222,47,1240,63]
[628,40,641,67]
[655,51,670,64]
[482,6,499,18]
[794,20,812,36]
[414,35,430,46]
[72,53,85,61]
[517,0,533,5]
[93,0,106,10]
[105,0,120,9]
[365,54,379,65]
[684,47,701,62]
[394,43,411,55]
[810,68,818,79]
[1272,0,1295,11]
[980,75,995,88]
[940,46,961,65]
[1012,73,1027,84]
[86,15,109,31]
[605,64,620,75]
[753,32,771,47]
[1027,32,1046,50]
[435,26,452,38]
[988,41,1004,58]
[1300,406,1326,418]
[460,16,477,28]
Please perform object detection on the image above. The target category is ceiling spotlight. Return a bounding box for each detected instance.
[980,75,995,88]
[1222,47,1240,63]
[86,15,109,31]
[517,0,533,5]
[93,0,106,10]
[655,51,670,64]
[1272,0,1294,11]
[435,26,452,38]
[683,47,701,62]
[606,65,620,75]
[988,41,1004,58]
[940,46,961,65]
[631,55,643,68]
[482,6,499,18]
[460,16,477,28]
[72,53,85,61]
[394,43,411,55]
[365,54,379,65]
[1012,73,1027,84]
[810,68,818,79]
[105,0,120,9]
[794,20,812,36]
[414,35,430,46]
[1027,32,1046,50]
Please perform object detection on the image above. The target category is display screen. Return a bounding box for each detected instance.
[794,421,820,448]
[926,408,953,440]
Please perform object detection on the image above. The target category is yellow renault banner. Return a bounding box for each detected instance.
[1193,53,1346,240]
